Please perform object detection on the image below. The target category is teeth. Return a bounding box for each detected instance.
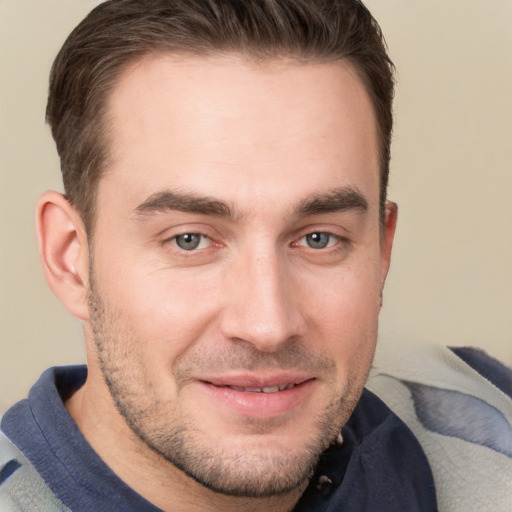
[226,383,296,393]
[229,386,247,392]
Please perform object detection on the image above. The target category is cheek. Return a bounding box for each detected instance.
[98,263,224,361]
[302,258,381,358]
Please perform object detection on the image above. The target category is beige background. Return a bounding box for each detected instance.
[1,0,511,413]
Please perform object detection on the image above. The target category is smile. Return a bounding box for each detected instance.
[224,383,298,393]
[198,377,316,419]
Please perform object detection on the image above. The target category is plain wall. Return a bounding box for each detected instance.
[1,0,511,413]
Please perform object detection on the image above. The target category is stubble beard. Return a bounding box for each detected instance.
[87,282,367,498]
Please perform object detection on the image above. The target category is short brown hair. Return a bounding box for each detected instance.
[46,0,394,232]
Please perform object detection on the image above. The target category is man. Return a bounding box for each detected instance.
[0,1,510,511]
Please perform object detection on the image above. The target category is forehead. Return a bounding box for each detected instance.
[101,53,380,214]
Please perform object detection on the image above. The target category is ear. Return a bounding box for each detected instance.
[379,201,398,288]
[36,191,90,321]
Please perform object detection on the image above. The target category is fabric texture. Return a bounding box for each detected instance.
[367,341,512,512]
[0,432,69,512]
[1,365,437,511]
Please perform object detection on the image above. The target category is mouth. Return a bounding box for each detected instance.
[220,382,301,393]
[201,373,313,392]
[196,375,316,419]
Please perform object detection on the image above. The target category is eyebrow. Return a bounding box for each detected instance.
[133,190,235,219]
[294,187,368,217]
[133,186,368,222]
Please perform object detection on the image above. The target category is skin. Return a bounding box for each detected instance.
[37,54,397,511]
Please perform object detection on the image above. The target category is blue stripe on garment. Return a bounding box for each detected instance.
[451,346,512,399]
[0,459,22,485]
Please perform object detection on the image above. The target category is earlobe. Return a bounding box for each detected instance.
[380,201,398,288]
[36,191,90,321]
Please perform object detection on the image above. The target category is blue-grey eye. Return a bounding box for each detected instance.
[304,232,333,249]
[174,233,205,251]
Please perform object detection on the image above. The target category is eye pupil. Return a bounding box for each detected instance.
[306,232,330,249]
[175,233,201,250]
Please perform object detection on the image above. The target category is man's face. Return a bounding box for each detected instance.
[85,54,394,497]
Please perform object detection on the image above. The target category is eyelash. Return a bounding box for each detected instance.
[166,232,213,252]
[294,232,352,259]
[164,230,348,257]
[296,232,342,250]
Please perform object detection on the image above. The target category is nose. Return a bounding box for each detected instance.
[220,250,306,352]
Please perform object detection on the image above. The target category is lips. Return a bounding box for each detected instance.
[201,374,312,393]
[225,383,297,393]
[196,375,316,419]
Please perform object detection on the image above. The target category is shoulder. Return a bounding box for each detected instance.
[450,346,512,399]
[0,366,85,512]
[0,430,69,512]
[367,341,512,512]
